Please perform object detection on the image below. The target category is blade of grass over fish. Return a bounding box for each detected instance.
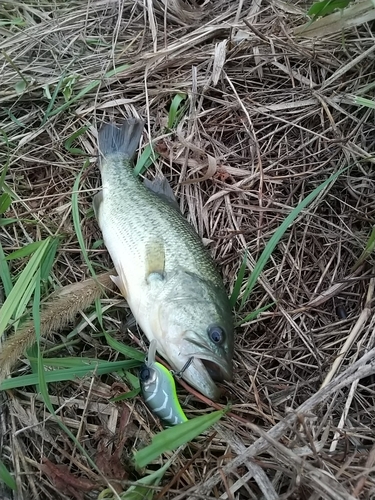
[0,359,141,390]
[64,126,90,155]
[0,241,12,297]
[0,238,51,337]
[104,332,145,361]
[133,143,159,176]
[72,162,96,277]
[47,63,130,118]
[167,93,187,129]
[0,459,16,490]
[134,409,225,468]
[239,169,345,310]
[230,253,247,307]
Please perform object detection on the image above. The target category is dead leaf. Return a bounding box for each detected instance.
[41,458,97,500]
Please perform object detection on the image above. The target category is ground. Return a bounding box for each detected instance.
[0,0,375,499]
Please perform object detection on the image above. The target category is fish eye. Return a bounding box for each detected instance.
[139,366,151,382]
[207,325,225,345]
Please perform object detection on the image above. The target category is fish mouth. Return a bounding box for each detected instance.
[198,356,232,383]
[180,350,232,400]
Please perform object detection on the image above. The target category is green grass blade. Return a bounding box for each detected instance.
[0,193,11,213]
[104,332,145,361]
[5,240,45,260]
[0,131,10,186]
[0,459,16,490]
[167,93,187,129]
[0,217,19,227]
[40,237,59,282]
[230,253,247,307]
[0,238,51,337]
[133,144,159,177]
[124,370,140,389]
[134,409,225,468]
[47,63,130,118]
[236,303,274,326]
[239,169,344,310]
[0,241,12,297]
[110,387,140,402]
[352,225,375,271]
[100,457,173,500]
[133,92,188,176]
[29,272,119,487]
[41,71,67,125]
[308,0,352,19]
[346,95,375,109]
[0,359,141,390]
[71,162,96,277]
[64,126,90,155]
[28,356,139,368]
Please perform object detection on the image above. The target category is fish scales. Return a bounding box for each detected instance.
[95,119,234,400]
[100,156,222,285]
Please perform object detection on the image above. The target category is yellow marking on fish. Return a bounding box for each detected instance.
[145,240,165,278]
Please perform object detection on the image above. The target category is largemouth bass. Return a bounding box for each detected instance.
[94,119,234,400]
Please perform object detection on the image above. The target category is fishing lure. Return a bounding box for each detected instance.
[139,340,189,426]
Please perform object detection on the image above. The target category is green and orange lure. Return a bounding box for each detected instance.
[139,340,189,426]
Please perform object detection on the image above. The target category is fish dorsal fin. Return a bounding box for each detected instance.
[144,176,180,212]
[145,240,165,281]
[92,191,103,220]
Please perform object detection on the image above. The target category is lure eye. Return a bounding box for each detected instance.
[207,325,225,345]
[139,366,151,382]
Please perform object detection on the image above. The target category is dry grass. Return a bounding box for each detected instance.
[1,0,375,499]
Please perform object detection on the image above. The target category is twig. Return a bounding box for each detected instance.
[322,276,375,388]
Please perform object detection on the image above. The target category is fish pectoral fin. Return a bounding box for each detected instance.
[145,240,165,281]
[93,191,103,220]
[144,176,180,212]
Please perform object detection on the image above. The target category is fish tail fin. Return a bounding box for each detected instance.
[98,119,144,160]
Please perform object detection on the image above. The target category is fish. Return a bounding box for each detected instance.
[139,340,188,426]
[93,118,234,400]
